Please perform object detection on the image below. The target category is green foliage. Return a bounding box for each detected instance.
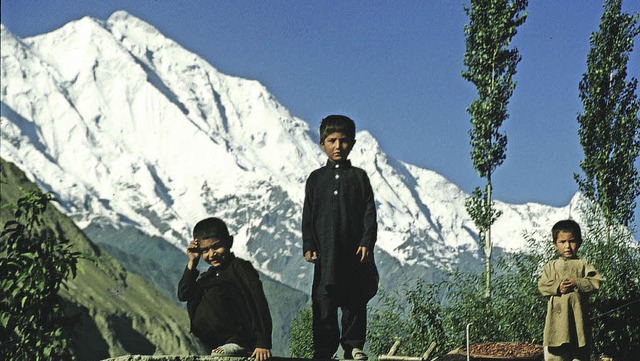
[575,0,640,228]
[465,186,502,299]
[462,0,527,179]
[465,188,502,243]
[288,304,314,358]
[579,205,640,358]
[368,283,447,357]
[446,247,546,345]
[462,0,527,299]
[369,237,549,358]
[1,189,81,361]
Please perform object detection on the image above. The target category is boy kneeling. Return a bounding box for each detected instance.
[178,217,272,360]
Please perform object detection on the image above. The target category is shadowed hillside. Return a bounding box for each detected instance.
[1,158,311,357]
[1,158,207,360]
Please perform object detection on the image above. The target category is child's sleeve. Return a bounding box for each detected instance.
[177,267,200,302]
[360,172,377,248]
[301,175,317,254]
[576,262,601,294]
[538,261,562,296]
[239,262,273,349]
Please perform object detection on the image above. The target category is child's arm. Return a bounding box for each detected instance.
[177,239,201,302]
[302,176,318,261]
[558,262,601,294]
[238,261,273,354]
[538,261,563,296]
[359,172,377,251]
[186,239,201,270]
[574,262,601,294]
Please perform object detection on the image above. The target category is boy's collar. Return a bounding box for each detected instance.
[325,159,352,168]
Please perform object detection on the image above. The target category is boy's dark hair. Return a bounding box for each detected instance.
[193,217,233,247]
[320,115,356,143]
[551,219,582,244]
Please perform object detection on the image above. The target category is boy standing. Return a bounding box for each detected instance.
[178,217,272,361]
[302,115,379,360]
[538,220,601,361]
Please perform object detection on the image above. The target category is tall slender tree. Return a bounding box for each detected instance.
[462,0,528,299]
[575,0,640,234]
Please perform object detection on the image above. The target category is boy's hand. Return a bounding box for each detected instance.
[356,246,369,263]
[252,347,271,361]
[559,278,576,294]
[304,251,318,263]
[187,239,200,270]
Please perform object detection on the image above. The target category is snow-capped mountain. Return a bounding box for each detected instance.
[1,11,582,292]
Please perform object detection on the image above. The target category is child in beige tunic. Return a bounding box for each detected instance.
[538,220,601,361]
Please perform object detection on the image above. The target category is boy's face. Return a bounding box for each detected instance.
[554,231,580,259]
[321,131,354,163]
[198,238,230,267]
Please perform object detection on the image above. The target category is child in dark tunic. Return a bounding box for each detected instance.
[302,115,378,360]
[178,217,272,361]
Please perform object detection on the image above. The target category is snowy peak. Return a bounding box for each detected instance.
[1,11,584,291]
[106,10,322,180]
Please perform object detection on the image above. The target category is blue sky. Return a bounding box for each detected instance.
[2,0,639,230]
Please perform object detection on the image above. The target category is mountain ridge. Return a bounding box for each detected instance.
[1,11,585,294]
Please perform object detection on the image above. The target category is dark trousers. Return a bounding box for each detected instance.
[312,289,367,359]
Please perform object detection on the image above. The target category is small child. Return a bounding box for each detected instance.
[537,219,601,361]
[302,115,379,360]
[177,217,272,361]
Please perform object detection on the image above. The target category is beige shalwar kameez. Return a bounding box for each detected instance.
[538,257,601,361]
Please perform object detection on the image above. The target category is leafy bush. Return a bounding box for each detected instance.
[579,208,640,359]
[288,304,314,358]
[447,242,547,345]
[0,189,81,361]
[368,281,447,357]
[369,243,547,358]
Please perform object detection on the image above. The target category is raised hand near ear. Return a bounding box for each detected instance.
[187,239,200,270]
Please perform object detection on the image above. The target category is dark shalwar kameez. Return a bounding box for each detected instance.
[177,254,272,352]
[302,159,378,359]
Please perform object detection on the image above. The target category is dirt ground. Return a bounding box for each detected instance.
[440,342,543,360]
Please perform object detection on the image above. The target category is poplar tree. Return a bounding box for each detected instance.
[575,0,640,233]
[574,3,640,356]
[462,0,527,299]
